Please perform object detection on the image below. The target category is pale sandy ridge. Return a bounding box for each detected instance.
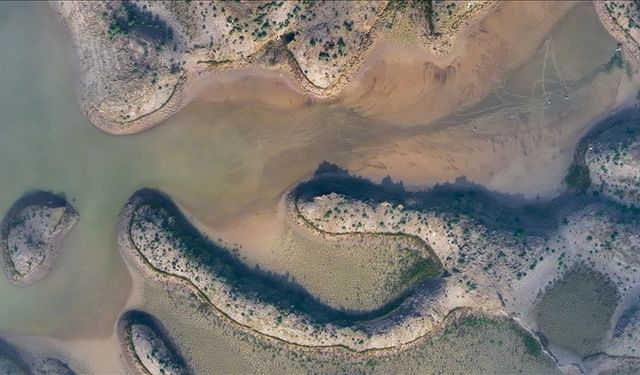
[115,190,456,353]
[48,0,493,134]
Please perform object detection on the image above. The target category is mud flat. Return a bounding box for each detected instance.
[116,109,640,366]
[0,191,78,286]
[117,310,191,375]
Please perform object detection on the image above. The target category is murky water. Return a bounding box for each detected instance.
[0,1,635,372]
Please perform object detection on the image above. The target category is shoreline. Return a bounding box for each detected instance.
[115,187,559,365]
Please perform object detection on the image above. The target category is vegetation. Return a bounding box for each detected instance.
[418,0,436,35]
[564,164,591,192]
[535,267,618,356]
[604,51,625,71]
[398,255,441,288]
[109,1,174,45]
[107,20,128,38]
[519,331,542,357]
[461,315,491,327]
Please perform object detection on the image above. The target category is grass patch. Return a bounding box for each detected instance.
[534,267,618,356]
[460,315,492,328]
[109,1,174,45]
[398,255,441,288]
[519,331,542,357]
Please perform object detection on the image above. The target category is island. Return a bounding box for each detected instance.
[0,336,76,375]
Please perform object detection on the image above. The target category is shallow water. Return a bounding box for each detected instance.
[0,1,634,372]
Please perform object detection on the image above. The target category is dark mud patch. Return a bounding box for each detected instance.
[534,266,619,357]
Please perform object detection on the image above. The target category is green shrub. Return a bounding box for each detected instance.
[564,164,590,192]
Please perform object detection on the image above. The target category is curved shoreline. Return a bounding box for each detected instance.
[289,110,640,367]
[0,191,79,286]
[87,74,187,136]
[114,188,554,365]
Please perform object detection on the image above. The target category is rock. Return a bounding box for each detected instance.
[32,358,76,375]
[117,310,191,375]
[0,191,79,286]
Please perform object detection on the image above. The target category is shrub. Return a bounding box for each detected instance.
[564,164,590,192]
